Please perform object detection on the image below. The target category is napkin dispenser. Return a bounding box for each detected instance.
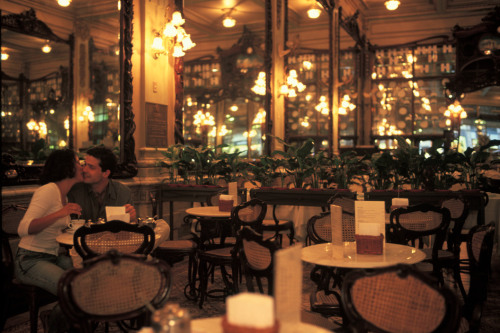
[355,223,384,255]
[219,194,234,212]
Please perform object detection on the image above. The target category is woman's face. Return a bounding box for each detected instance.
[74,155,84,182]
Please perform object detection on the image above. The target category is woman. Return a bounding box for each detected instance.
[15,149,83,295]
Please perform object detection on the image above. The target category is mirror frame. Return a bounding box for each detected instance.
[117,0,138,178]
[1,8,75,151]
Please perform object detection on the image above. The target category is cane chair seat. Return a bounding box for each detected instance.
[341,264,460,333]
[73,220,155,261]
[58,250,171,333]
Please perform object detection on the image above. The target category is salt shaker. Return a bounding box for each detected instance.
[151,303,190,333]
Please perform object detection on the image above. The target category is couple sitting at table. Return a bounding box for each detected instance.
[14,147,138,332]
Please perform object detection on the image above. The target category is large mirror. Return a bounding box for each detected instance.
[1,0,136,184]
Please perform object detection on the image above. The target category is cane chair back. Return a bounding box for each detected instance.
[307,211,355,245]
[237,227,280,295]
[341,264,460,333]
[231,199,267,233]
[58,250,171,333]
[329,195,356,215]
[73,220,155,261]
[441,197,469,253]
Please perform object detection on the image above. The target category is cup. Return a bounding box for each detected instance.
[69,219,85,231]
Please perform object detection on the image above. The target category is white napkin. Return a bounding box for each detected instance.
[106,206,130,222]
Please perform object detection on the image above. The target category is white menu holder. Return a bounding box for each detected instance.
[228,181,238,206]
[354,201,386,245]
[330,204,344,259]
[274,244,302,324]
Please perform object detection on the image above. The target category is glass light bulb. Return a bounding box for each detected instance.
[171,11,185,26]
[163,22,177,38]
[223,16,236,28]
[385,0,400,11]
[307,8,321,19]
[58,0,71,7]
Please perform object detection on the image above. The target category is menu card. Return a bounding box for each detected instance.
[354,201,385,240]
[228,181,238,206]
[274,244,302,324]
[105,206,130,222]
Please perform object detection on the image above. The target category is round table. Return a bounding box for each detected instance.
[186,206,232,218]
[56,219,170,248]
[190,316,331,333]
[301,242,426,269]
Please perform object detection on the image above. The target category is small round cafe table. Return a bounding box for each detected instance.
[301,242,426,269]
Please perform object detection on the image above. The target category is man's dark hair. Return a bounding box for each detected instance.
[86,146,117,176]
[40,149,78,185]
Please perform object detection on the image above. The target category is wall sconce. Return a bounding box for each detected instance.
[385,1,400,11]
[251,72,267,95]
[41,41,52,53]
[57,0,71,7]
[280,69,306,98]
[1,48,9,61]
[152,10,195,59]
[444,101,467,119]
[307,3,321,19]
[79,106,95,122]
[339,95,356,115]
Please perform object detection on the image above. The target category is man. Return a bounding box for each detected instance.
[68,146,137,222]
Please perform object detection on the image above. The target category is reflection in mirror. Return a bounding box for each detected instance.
[1,8,73,178]
[1,0,136,183]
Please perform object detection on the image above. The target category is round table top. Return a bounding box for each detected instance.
[185,206,232,218]
[56,220,169,247]
[301,242,426,269]
[190,317,331,333]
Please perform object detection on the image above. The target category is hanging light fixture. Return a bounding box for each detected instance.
[57,0,71,7]
[385,0,400,11]
[307,3,321,19]
[222,8,236,28]
[222,15,236,28]
[41,41,52,53]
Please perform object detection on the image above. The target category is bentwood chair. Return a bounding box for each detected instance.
[461,222,495,333]
[236,226,280,295]
[305,210,355,318]
[341,264,460,333]
[73,220,155,261]
[231,199,268,234]
[58,250,171,333]
[1,205,57,333]
[388,203,451,284]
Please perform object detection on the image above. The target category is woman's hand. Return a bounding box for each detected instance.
[60,203,82,217]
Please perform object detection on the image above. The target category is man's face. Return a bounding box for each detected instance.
[82,155,109,184]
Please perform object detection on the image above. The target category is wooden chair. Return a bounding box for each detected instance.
[305,210,355,318]
[388,203,451,284]
[461,222,496,333]
[231,199,267,233]
[1,205,57,333]
[58,250,171,333]
[73,220,155,261]
[236,227,280,295]
[341,264,460,333]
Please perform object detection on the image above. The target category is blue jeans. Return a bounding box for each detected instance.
[15,248,73,295]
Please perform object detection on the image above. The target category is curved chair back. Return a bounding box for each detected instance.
[58,250,171,333]
[73,220,155,260]
[306,211,355,245]
[231,199,267,233]
[441,197,469,253]
[236,227,280,295]
[341,264,460,333]
[389,203,450,250]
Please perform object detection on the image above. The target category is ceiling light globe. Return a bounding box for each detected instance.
[307,8,321,19]
[57,0,71,7]
[385,0,400,11]
[223,16,236,28]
